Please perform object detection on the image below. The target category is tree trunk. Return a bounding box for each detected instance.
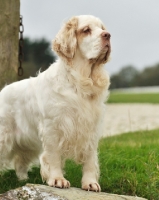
[0,0,20,89]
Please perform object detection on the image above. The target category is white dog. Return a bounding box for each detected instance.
[0,15,111,192]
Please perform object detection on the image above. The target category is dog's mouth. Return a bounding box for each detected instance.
[105,43,110,50]
[89,48,110,64]
[105,45,111,61]
[89,41,111,64]
[102,40,110,51]
[99,42,111,60]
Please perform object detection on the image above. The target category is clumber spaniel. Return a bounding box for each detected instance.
[0,15,111,192]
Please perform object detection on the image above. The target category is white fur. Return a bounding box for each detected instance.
[0,15,111,192]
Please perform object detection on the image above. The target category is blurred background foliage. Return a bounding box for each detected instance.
[18,37,56,80]
[17,37,159,90]
[110,64,159,89]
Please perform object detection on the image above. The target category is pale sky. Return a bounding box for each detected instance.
[21,0,159,75]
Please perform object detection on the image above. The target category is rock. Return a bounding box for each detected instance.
[0,184,147,200]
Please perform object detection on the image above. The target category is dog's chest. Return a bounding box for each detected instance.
[51,93,101,126]
[56,100,101,162]
[50,97,101,150]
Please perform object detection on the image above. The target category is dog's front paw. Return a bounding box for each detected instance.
[16,172,28,181]
[82,181,101,192]
[47,177,70,188]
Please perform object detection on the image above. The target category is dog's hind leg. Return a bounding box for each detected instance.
[0,123,14,170]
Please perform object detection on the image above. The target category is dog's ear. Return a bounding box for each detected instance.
[53,17,78,64]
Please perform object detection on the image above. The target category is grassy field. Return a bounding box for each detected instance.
[108,92,159,104]
[1,129,159,199]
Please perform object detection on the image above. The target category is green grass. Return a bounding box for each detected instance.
[108,92,159,104]
[1,129,159,199]
[99,129,159,199]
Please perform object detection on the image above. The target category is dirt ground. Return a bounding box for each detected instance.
[103,103,159,137]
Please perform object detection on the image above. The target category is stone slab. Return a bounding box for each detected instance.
[0,184,147,200]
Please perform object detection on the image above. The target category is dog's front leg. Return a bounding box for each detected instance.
[40,145,70,188]
[81,150,101,192]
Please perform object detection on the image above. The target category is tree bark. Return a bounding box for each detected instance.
[0,0,20,89]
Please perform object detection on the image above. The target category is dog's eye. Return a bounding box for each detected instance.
[83,27,91,34]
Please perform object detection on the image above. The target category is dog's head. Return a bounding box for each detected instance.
[53,15,111,65]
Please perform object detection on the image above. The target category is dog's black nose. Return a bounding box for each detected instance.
[101,32,111,39]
